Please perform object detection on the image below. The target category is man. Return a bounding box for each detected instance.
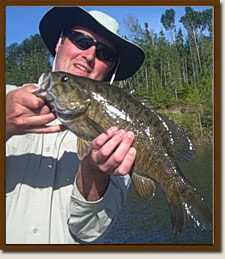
[6,7,145,244]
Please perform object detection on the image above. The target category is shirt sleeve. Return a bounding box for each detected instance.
[6,84,39,94]
[67,174,131,243]
[6,84,18,94]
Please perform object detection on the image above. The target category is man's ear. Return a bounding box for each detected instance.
[55,37,64,54]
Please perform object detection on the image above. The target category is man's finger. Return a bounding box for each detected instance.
[113,147,136,176]
[34,105,52,115]
[95,129,126,164]
[91,126,118,150]
[21,113,56,127]
[103,131,134,169]
[24,124,65,134]
[14,85,45,109]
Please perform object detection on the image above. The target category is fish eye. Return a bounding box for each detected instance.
[61,76,69,82]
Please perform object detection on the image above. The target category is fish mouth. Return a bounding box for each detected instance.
[38,72,52,90]
[34,88,54,102]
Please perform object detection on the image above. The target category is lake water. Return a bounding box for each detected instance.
[104,145,213,245]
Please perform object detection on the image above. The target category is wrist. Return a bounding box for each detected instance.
[76,159,110,201]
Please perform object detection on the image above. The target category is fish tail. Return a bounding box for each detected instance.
[168,186,213,236]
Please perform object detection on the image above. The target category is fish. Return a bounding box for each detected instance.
[35,71,212,236]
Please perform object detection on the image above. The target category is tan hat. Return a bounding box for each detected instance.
[39,7,145,81]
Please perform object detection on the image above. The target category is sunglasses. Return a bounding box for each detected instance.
[64,30,118,63]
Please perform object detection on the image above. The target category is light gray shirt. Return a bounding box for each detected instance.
[6,85,131,244]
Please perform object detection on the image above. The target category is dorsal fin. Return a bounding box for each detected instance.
[157,113,196,163]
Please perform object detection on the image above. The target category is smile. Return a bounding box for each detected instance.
[74,64,90,73]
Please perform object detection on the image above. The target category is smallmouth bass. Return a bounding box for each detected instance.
[35,71,212,236]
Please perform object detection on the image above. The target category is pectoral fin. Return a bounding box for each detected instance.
[77,138,92,160]
[131,172,156,200]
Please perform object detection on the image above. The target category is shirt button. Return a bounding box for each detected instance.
[33,227,38,234]
[45,147,50,152]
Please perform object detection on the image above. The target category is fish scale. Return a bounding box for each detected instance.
[35,71,212,236]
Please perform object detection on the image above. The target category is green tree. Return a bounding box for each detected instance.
[200,8,213,34]
[161,8,176,43]
[180,7,203,80]
[6,34,52,86]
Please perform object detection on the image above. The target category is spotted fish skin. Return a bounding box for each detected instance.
[36,71,212,236]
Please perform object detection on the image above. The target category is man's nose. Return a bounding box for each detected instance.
[82,46,97,62]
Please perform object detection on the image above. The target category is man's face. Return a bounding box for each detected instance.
[54,26,115,81]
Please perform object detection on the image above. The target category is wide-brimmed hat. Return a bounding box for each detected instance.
[39,7,145,81]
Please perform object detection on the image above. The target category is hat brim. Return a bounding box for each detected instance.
[39,7,145,81]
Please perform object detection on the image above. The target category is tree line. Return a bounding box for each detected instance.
[5,7,213,144]
[120,7,213,144]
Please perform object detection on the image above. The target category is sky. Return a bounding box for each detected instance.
[5,5,212,47]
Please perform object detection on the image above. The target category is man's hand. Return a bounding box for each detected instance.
[76,127,136,201]
[90,127,136,176]
[6,84,63,140]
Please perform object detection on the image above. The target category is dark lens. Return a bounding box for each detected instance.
[76,38,93,49]
[96,44,118,62]
[68,31,94,50]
